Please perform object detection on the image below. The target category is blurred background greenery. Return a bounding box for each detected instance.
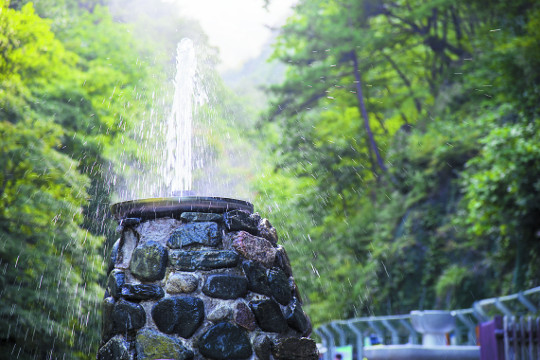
[0,0,539,358]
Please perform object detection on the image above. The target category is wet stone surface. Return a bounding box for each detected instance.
[169,250,239,271]
[202,274,247,299]
[250,299,288,333]
[120,284,164,301]
[274,245,293,277]
[107,269,125,299]
[181,212,222,223]
[253,334,273,360]
[111,299,146,333]
[136,328,194,360]
[167,222,221,248]
[108,239,120,275]
[130,241,167,282]
[272,337,319,360]
[151,296,204,338]
[285,298,311,335]
[165,273,198,294]
[268,267,292,305]
[224,210,259,233]
[97,335,130,360]
[101,297,115,342]
[198,322,252,360]
[257,218,278,245]
[242,260,271,296]
[234,302,257,331]
[232,231,277,268]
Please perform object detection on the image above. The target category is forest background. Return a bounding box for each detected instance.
[0,0,539,358]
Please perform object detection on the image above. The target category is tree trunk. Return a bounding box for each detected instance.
[350,50,387,174]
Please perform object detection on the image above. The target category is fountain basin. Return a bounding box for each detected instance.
[111,196,254,220]
[364,344,479,360]
[410,310,456,346]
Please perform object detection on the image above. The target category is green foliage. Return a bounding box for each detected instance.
[257,0,540,326]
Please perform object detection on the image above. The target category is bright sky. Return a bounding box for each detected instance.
[174,0,296,72]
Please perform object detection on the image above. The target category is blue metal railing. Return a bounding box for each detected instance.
[315,286,540,360]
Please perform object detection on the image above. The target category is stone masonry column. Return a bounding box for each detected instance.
[97,197,318,360]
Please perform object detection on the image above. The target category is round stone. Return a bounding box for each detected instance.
[242,260,271,296]
[111,299,146,333]
[165,273,199,294]
[167,222,221,248]
[108,239,120,275]
[234,302,257,331]
[285,298,311,335]
[136,328,194,360]
[198,323,252,360]
[101,297,115,343]
[120,284,165,301]
[202,274,248,299]
[253,335,273,360]
[272,337,319,360]
[130,241,167,282]
[268,267,292,305]
[97,335,130,360]
[106,270,125,299]
[152,296,204,338]
[249,299,288,333]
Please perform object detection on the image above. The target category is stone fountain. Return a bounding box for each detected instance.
[97,196,318,360]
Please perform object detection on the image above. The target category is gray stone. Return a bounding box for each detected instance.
[268,267,292,305]
[198,323,252,360]
[135,328,193,360]
[253,334,273,360]
[272,337,319,360]
[224,210,258,233]
[165,273,198,294]
[258,218,278,245]
[108,239,120,275]
[120,284,164,301]
[169,250,239,271]
[181,212,222,222]
[285,298,311,335]
[202,274,247,299]
[242,260,271,296]
[97,335,130,360]
[207,306,233,322]
[117,229,137,269]
[101,297,115,343]
[249,299,288,333]
[234,302,257,331]
[231,231,277,268]
[106,269,125,299]
[152,296,204,338]
[274,245,293,277]
[130,241,167,282]
[111,299,146,333]
[167,222,221,248]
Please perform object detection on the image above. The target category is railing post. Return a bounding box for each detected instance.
[518,292,537,313]
[399,318,418,344]
[331,322,347,347]
[319,324,335,360]
[368,320,386,345]
[456,312,478,345]
[382,319,399,345]
[314,328,329,360]
[347,322,364,360]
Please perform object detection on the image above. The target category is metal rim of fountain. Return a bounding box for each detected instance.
[111,196,254,220]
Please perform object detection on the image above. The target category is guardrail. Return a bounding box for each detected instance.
[315,286,540,360]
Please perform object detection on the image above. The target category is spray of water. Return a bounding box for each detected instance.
[165,38,198,194]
